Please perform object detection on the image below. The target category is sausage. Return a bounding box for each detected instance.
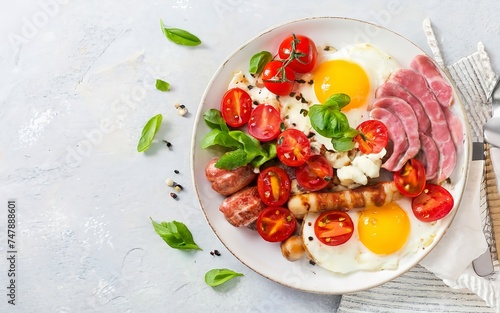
[281,235,305,262]
[287,181,401,219]
[219,186,266,227]
[205,158,257,196]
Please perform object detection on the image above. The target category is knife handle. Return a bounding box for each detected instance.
[484,143,500,259]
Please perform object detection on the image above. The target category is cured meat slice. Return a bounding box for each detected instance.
[416,133,439,181]
[442,107,464,150]
[410,54,454,107]
[370,107,409,171]
[389,69,456,182]
[375,80,431,134]
[372,96,420,171]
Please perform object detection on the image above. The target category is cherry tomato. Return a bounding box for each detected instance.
[276,129,311,167]
[248,104,282,142]
[220,88,253,127]
[278,34,318,73]
[257,166,291,206]
[262,60,295,96]
[296,154,333,191]
[412,183,454,222]
[256,206,297,242]
[394,159,426,197]
[314,211,354,246]
[354,120,389,154]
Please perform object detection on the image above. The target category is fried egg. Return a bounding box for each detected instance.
[301,199,440,274]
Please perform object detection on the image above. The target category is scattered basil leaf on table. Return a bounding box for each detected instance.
[160,19,201,46]
[249,51,272,74]
[205,268,244,287]
[308,93,359,152]
[151,218,202,251]
[201,109,277,170]
[155,79,171,92]
[137,114,163,152]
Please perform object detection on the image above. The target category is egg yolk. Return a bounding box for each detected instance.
[357,202,410,255]
[313,60,370,111]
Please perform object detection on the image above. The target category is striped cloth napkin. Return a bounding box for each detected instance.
[337,19,499,313]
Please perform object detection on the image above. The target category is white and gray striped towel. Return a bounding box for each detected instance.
[337,19,499,313]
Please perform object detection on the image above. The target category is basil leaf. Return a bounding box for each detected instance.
[203,109,229,132]
[251,142,277,168]
[249,51,272,74]
[155,79,171,92]
[309,104,341,138]
[137,114,163,152]
[324,93,351,109]
[205,268,244,287]
[332,136,356,152]
[201,129,242,149]
[215,149,248,170]
[160,19,201,46]
[151,219,202,251]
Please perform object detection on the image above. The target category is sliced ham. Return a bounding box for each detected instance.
[375,80,431,134]
[372,96,420,171]
[416,133,439,181]
[370,107,409,172]
[410,54,454,107]
[443,107,464,150]
[389,69,456,182]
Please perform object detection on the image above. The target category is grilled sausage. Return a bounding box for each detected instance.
[219,186,266,227]
[287,181,401,219]
[205,158,257,196]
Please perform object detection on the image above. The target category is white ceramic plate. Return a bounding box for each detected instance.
[191,17,470,294]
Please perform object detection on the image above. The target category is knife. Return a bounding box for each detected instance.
[471,143,495,277]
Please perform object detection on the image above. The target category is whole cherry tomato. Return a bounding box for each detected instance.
[262,60,295,96]
[278,34,318,73]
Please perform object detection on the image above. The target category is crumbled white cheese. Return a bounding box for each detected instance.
[336,148,386,188]
[325,150,351,169]
[337,165,367,186]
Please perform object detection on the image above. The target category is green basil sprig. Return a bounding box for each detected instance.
[155,79,171,92]
[309,93,359,152]
[201,109,276,170]
[205,268,244,287]
[249,51,272,74]
[160,19,201,46]
[151,219,202,251]
[137,114,163,152]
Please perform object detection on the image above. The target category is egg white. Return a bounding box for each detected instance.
[301,197,441,274]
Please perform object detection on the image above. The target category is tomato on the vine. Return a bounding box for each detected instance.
[394,159,426,197]
[412,183,454,222]
[296,154,333,191]
[262,60,295,96]
[278,34,318,73]
[248,104,281,142]
[257,166,291,206]
[220,88,253,128]
[354,120,389,154]
[276,129,311,167]
[256,207,297,242]
[314,211,354,246]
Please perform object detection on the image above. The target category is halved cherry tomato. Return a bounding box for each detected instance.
[262,60,295,96]
[256,206,297,242]
[276,129,311,167]
[278,34,318,73]
[220,88,253,127]
[354,120,389,154]
[314,211,354,246]
[257,166,291,206]
[248,104,281,142]
[412,183,454,222]
[394,159,426,197]
[295,154,333,191]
